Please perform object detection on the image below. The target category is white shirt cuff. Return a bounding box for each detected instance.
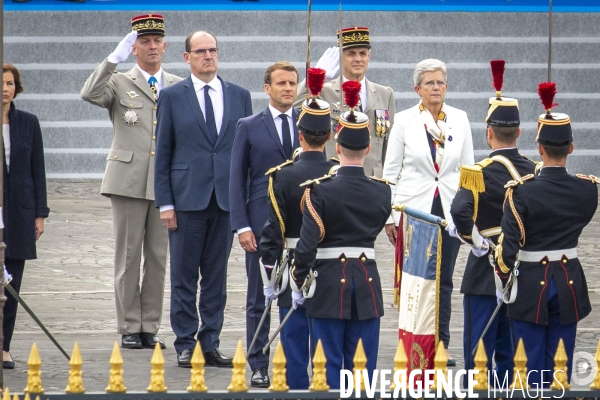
[159,205,175,212]
[237,227,252,234]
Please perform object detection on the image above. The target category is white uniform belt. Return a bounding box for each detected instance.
[480,227,501,238]
[284,237,299,249]
[316,247,375,259]
[518,248,577,262]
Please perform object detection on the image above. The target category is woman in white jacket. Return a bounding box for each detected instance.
[382,59,474,365]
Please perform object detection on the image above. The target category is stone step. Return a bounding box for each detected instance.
[15,96,600,123]
[5,37,599,64]
[14,64,600,94]
[5,11,600,37]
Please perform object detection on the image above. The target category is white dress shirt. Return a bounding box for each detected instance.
[191,74,224,135]
[159,75,225,213]
[136,65,164,96]
[237,105,295,235]
[343,76,367,111]
[2,124,10,171]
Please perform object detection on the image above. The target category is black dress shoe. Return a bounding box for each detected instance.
[204,348,233,368]
[447,358,456,367]
[251,367,270,388]
[3,360,14,369]
[140,332,166,349]
[177,348,193,368]
[121,333,143,349]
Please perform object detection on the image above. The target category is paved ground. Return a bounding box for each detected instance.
[3,181,600,394]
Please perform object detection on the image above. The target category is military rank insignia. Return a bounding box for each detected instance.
[375,109,390,138]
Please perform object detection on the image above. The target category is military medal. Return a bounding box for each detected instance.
[150,84,158,100]
[123,109,139,126]
[375,109,390,138]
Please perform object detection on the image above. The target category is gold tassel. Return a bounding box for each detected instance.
[459,165,485,221]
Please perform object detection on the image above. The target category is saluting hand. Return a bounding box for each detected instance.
[315,47,340,80]
[107,31,138,64]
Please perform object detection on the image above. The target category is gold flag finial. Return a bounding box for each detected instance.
[147,342,167,392]
[227,340,248,392]
[551,338,570,390]
[430,341,448,391]
[269,341,289,391]
[353,338,367,391]
[65,342,85,394]
[390,339,408,391]
[511,338,529,389]
[473,339,489,390]
[591,340,600,389]
[24,343,44,394]
[106,342,126,393]
[309,339,330,391]
[187,341,208,392]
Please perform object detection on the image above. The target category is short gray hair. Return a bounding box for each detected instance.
[413,59,447,86]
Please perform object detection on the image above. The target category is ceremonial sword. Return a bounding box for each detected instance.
[4,283,70,360]
[338,4,344,112]
[548,0,553,82]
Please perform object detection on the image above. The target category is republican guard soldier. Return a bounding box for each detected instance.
[260,68,337,389]
[495,82,598,387]
[450,61,535,383]
[292,81,391,389]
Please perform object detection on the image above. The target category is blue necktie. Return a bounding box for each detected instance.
[148,76,158,99]
[279,114,293,159]
[203,86,219,144]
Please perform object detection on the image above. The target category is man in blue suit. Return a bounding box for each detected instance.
[229,61,300,387]
[154,31,252,367]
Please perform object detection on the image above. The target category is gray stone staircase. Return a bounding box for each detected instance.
[5,11,599,178]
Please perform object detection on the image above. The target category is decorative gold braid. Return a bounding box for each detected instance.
[268,175,285,242]
[304,188,325,242]
[495,233,510,274]
[505,188,526,247]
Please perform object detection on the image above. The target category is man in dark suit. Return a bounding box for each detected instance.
[229,61,300,387]
[291,105,391,390]
[496,86,598,387]
[154,30,252,368]
[260,88,337,389]
[450,88,535,384]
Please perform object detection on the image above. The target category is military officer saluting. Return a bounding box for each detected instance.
[291,82,391,389]
[495,82,598,387]
[260,68,337,389]
[449,61,535,383]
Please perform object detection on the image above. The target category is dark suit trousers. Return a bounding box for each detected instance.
[169,193,233,354]
[4,258,25,352]
[246,243,270,370]
[431,194,460,349]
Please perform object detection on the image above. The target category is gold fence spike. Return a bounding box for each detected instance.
[309,339,330,391]
[430,341,448,391]
[551,338,570,390]
[591,340,600,389]
[511,338,529,389]
[2,388,10,400]
[65,342,85,394]
[23,394,30,400]
[390,339,407,391]
[11,393,19,400]
[269,341,289,392]
[473,339,488,390]
[187,341,207,392]
[106,342,126,393]
[353,338,367,391]
[227,340,248,392]
[24,343,44,394]
[147,342,167,392]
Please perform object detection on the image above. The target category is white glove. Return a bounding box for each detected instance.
[471,238,490,257]
[263,285,278,306]
[496,290,504,306]
[315,47,340,80]
[445,222,459,239]
[2,265,12,286]
[107,31,138,64]
[292,290,305,310]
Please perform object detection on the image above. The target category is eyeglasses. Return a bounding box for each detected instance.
[189,47,218,57]
[421,80,446,88]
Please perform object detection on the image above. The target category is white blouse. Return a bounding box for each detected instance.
[2,124,9,171]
